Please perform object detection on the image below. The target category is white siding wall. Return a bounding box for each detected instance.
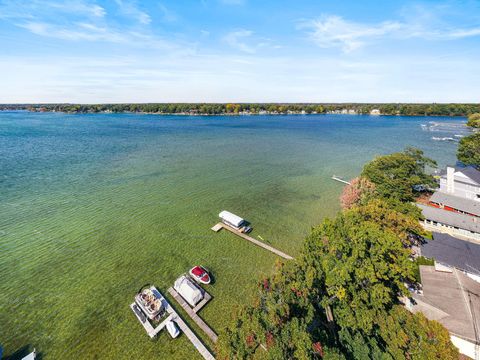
[439,177,480,201]
[422,220,480,241]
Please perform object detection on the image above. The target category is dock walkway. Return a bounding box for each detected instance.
[172,313,215,360]
[130,303,173,338]
[131,288,215,360]
[331,175,351,185]
[212,223,293,260]
[168,287,218,343]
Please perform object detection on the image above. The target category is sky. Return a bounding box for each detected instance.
[0,0,479,103]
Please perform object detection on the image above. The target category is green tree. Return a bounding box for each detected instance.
[216,261,336,359]
[457,132,480,169]
[377,306,458,359]
[346,199,429,245]
[467,113,480,128]
[361,147,437,202]
[303,211,414,333]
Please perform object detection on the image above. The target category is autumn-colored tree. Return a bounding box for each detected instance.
[339,176,376,209]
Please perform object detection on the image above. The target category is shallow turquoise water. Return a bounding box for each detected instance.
[0,113,467,359]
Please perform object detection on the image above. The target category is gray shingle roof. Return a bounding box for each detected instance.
[418,204,480,233]
[411,266,480,342]
[439,166,480,185]
[430,192,480,217]
[461,166,480,185]
[421,232,480,274]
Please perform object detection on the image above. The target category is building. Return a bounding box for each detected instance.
[439,166,480,201]
[420,232,480,281]
[419,166,480,241]
[370,109,381,115]
[405,266,480,359]
[419,204,480,241]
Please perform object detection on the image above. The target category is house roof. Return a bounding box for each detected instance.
[418,204,480,233]
[430,191,480,217]
[411,266,480,343]
[462,167,480,185]
[440,166,480,185]
[421,232,480,274]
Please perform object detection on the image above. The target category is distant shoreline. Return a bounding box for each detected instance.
[0,110,470,118]
[1,102,478,117]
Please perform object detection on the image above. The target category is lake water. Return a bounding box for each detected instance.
[0,112,469,359]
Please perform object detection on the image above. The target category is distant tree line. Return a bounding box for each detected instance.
[1,103,480,116]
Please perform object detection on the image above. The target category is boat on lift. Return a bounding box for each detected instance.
[189,266,211,285]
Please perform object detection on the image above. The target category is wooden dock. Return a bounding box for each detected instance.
[331,175,351,185]
[130,303,174,338]
[172,313,215,360]
[168,287,218,343]
[212,223,294,260]
[131,288,215,360]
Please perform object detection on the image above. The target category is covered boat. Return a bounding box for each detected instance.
[174,275,204,307]
[219,210,252,233]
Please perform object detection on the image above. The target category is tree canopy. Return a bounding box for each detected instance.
[339,177,376,210]
[217,148,458,359]
[361,147,437,202]
[218,205,455,359]
[458,127,480,169]
[467,113,480,128]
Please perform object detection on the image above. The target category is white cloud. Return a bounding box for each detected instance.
[0,0,105,20]
[158,3,177,23]
[302,11,480,53]
[1,0,189,51]
[114,0,151,25]
[222,29,255,53]
[19,21,124,42]
[46,1,106,18]
[447,28,480,39]
[301,15,402,52]
[1,53,479,103]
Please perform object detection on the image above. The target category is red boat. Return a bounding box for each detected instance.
[189,266,211,285]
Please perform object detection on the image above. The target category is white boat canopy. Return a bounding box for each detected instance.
[219,210,245,228]
[22,350,36,360]
[174,275,204,307]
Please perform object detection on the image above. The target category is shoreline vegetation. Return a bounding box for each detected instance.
[1,103,480,117]
[217,147,460,359]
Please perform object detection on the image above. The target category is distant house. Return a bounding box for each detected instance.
[419,166,480,241]
[370,109,381,115]
[405,265,480,359]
